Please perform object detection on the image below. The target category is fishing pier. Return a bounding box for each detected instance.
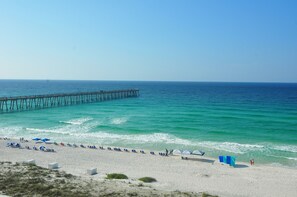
[0,89,139,113]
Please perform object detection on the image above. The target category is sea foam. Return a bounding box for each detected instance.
[271,145,297,153]
[110,117,128,125]
[59,117,93,125]
[196,141,265,154]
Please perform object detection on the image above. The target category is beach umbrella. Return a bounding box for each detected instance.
[192,150,205,156]
[182,150,192,155]
[32,138,41,141]
[173,149,182,155]
[42,138,50,142]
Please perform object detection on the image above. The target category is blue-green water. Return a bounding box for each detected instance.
[0,80,297,167]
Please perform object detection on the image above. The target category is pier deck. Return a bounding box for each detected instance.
[0,89,139,113]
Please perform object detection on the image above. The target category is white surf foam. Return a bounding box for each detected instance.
[26,127,70,135]
[23,128,266,154]
[267,154,297,161]
[25,120,101,137]
[21,126,268,154]
[285,157,297,161]
[110,117,128,125]
[0,126,23,137]
[4,123,295,158]
[196,141,265,154]
[59,117,93,125]
[271,145,297,153]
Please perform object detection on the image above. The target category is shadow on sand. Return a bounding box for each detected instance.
[234,164,249,168]
[183,157,215,164]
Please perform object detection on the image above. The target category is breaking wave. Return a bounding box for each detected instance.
[110,117,128,125]
[196,141,265,154]
[1,125,297,157]
[59,117,93,125]
[271,145,297,153]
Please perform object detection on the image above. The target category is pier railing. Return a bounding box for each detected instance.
[0,89,139,113]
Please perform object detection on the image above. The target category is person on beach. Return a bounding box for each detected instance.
[250,159,254,165]
[165,149,168,156]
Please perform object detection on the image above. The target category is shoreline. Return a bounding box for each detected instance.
[1,136,295,170]
[1,137,297,197]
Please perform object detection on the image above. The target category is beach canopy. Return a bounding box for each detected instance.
[182,150,192,155]
[219,156,236,167]
[192,150,205,156]
[32,138,41,141]
[173,149,182,155]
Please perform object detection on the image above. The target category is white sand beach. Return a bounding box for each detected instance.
[1,139,297,197]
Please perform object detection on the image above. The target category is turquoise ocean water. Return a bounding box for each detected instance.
[0,80,296,167]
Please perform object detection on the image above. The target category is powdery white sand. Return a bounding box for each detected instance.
[1,140,296,197]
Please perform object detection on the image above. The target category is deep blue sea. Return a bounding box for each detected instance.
[0,80,297,167]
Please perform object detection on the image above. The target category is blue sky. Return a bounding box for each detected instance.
[0,0,296,82]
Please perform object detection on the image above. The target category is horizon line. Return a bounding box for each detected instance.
[0,78,297,84]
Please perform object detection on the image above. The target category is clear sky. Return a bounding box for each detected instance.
[0,0,296,82]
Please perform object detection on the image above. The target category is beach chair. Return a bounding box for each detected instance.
[132,149,137,153]
[80,144,86,148]
[150,151,155,155]
[40,146,46,151]
[108,147,112,150]
[12,143,21,148]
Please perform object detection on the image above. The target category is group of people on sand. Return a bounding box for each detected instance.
[19,137,26,142]
[0,137,10,140]
[3,136,256,166]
